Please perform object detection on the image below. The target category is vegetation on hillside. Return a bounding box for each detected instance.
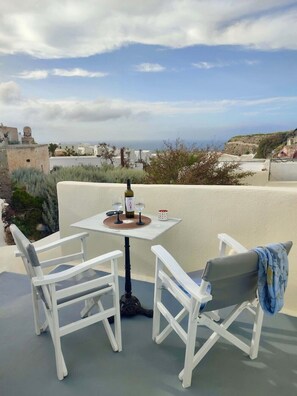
[255,131,295,158]
[226,129,296,158]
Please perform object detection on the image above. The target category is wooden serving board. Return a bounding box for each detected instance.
[103,214,151,229]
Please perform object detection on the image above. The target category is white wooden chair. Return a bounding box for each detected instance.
[151,234,292,388]
[10,224,123,380]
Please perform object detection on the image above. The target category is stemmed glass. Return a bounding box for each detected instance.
[135,197,145,225]
[112,196,123,224]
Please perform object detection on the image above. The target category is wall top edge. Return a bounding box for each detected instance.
[1,144,48,150]
[57,180,297,192]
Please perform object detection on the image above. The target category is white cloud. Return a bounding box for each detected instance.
[52,68,108,78]
[2,81,296,121]
[1,81,296,142]
[193,59,259,69]
[0,1,296,59]
[0,81,22,104]
[1,82,297,129]
[193,61,225,69]
[16,68,108,79]
[134,63,165,72]
[23,98,133,122]
[17,70,49,79]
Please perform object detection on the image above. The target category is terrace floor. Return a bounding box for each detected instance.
[1,271,297,396]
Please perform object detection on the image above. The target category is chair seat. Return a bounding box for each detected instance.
[175,269,211,311]
[186,269,204,285]
[50,265,108,304]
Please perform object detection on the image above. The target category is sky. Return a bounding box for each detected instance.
[0,0,297,145]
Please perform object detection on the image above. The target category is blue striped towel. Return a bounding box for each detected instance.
[253,243,288,315]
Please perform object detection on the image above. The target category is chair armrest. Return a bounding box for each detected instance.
[34,232,89,253]
[14,232,89,257]
[218,233,248,254]
[32,250,123,286]
[151,245,212,304]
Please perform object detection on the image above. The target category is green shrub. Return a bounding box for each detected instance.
[11,166,146,237]
[11,187,44,240]
[145,140,252,185]
[11,187,43,211]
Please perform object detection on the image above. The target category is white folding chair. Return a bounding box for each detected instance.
[151,233,292,388]
[10,224,123,380]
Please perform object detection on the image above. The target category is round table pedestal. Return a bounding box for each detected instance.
[120,294,153,318]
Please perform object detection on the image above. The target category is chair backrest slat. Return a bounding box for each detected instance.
[202,251,258,311]
[10,224,51,308]
[10,225,40,276]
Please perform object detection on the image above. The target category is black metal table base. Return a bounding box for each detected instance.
[120,294,153,318]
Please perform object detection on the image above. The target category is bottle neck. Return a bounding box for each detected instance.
[127,179,131,189]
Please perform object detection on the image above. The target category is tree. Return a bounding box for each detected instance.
[64,146,77,156]
[48,143,58,157]
[96,143,116,165]
[145,139,253,185]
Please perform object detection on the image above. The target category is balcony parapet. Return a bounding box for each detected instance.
[56,181,297,317]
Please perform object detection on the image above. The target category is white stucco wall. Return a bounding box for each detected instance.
[244,171,269,186]
[50,156,104,170]
[57,181,297,317]
[269,161,297,181]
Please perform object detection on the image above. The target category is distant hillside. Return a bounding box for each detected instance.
[224,130,296,158]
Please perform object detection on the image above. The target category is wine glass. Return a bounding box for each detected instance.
[135,197,145,225]
[112,196,123,224]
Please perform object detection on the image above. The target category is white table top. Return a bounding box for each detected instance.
[71,211,181,241]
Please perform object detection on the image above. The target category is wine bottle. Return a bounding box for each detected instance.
[125,179,135,218]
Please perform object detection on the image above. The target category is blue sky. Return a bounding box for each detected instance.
[0,1,297,144]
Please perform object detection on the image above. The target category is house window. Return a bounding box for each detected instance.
[26,159,31,163]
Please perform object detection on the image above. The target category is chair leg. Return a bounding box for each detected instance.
[250,303,264,359]
[206,310,220,322]
[97,300,119,351]
[152,269,163,341]
[49,287,68,380]
[113,290,122,352]
[51,317,67,380]
[181,314,198,388]
[31,285,42,335]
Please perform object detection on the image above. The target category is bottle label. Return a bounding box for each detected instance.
[125,197,135,211]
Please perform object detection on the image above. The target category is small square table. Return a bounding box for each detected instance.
[72,211,181,318]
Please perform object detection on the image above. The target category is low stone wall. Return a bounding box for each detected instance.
[57,181,297,317]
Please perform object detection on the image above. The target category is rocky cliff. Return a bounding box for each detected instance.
[224,130,295,157]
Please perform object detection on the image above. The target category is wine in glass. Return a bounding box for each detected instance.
[135,198,145,225]
[112,196,123,224]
